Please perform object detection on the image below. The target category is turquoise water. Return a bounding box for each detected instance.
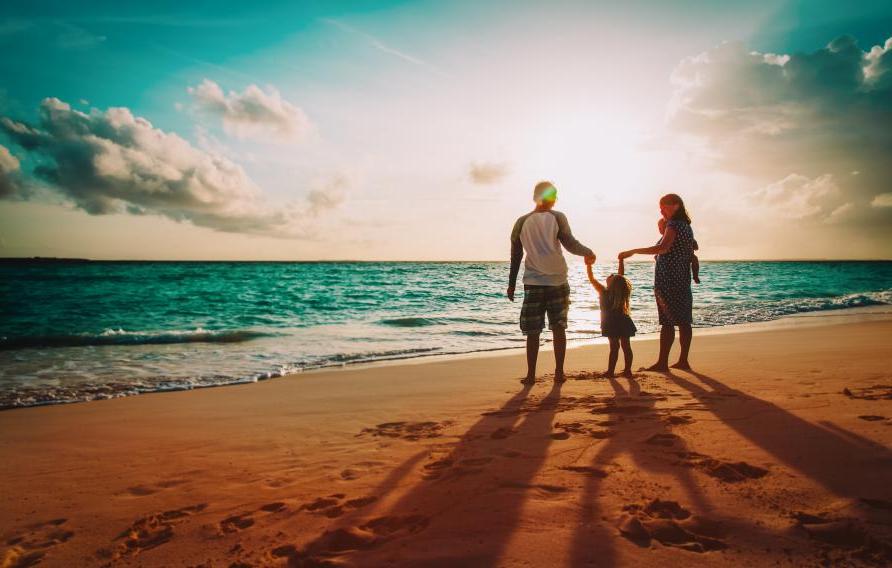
[1,260,890,408]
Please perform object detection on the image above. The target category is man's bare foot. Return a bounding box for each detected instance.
[554,373,566,383]
[622,369,633,378]
[670,361,691,370]
[603,371,616,378]
[644,363,670,372]
[520,377,536,385]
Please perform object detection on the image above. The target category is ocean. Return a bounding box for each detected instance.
[1,260,890,409]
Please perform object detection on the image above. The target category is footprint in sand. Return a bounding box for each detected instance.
[644,433,680,447]
[124,478,189,497]
[423,455,493,480]
[843,385,892,401]
[269,514,430,564]
[793,511,892,563]
[858,415,886,422]
[490,426,516,439]
[220,513,255,534]
[358,421,455,441]
[423,458,454,479]
[675,451,769,483]
[499,481,571,498]
[299,494,378,518]
[108,503,207,559]
[216,501,291,536]
[552,421,614,440]
[2,518,74,568]
[260,501,289,513]
[560,466,609,478]
[619,499,727,553]
[663,414,694,426]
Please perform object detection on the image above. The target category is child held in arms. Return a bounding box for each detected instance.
[658,217,700,284]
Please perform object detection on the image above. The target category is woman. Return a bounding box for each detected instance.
[619,194,696,371]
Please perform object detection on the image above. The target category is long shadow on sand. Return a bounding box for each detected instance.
[668,370,892,501]
[567,376,725,566]
[273,381,565,566]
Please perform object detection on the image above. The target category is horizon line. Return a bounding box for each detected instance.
[2,257,892,263]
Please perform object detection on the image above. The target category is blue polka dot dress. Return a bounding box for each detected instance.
[654,219,695,326]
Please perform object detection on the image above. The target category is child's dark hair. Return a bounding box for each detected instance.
[660,193,692,224]
[606,275,633,315]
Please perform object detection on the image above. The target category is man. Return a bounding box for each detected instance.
[508,181,596,384]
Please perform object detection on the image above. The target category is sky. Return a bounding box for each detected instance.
[1,0,891,260]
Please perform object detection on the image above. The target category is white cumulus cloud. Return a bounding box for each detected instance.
[871,193,892,208]
[187,79,310,141]
[0,98,341,236]
[668,35,892,232]
[757,173,839,219]
[0,143,22,197]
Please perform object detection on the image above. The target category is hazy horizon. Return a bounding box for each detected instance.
[2,1,891,261]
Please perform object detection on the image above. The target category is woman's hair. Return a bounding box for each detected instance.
[606,275,633,315]
[660,193,691,224]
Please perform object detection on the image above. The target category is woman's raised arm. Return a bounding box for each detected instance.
[618,225,677,259]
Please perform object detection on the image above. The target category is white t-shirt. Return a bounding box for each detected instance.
[509,210,593,287]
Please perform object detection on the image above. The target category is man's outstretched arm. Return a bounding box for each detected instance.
[553,211,595,260]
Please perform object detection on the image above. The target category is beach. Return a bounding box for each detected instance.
[1,310,891,567]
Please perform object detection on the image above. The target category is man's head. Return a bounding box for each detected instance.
[533,181,557,209]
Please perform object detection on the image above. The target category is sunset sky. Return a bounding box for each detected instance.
[1,1,891,260]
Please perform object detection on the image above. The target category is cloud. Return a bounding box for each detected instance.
[757,174,838,219]
[0,143,22,197]
[0,98,340,236]
[187,79,309,141]
[668,35,892,229]
[307,175,349,215]
[871,193,892,208]
[468,161,510,185]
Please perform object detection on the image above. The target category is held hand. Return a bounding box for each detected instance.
[584,254,596,266]
[507,286,515,302]
[618,250,633,260]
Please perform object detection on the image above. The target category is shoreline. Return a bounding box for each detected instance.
[1,312,891,566]
[3,304,890,412]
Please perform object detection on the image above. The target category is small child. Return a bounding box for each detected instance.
[586,258,637,378]
[658,217,700,283]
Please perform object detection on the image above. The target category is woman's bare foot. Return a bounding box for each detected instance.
[644,363,669,372]
[603,370,616,378]
[554,372,567,383]
[520,376,536,385]
[622,369,633,378]
[670,361,691,370]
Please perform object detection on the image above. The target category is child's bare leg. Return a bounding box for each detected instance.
[671,324,692,370]
[692,255,700,284]
[606,337,619,377]
[620,337,633,377]
[523,332,540,383]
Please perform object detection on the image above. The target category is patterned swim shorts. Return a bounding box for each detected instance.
[519,283,571,335]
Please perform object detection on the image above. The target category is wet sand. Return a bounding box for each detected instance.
[1,314,891,567]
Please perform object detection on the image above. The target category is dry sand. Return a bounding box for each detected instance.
[2,313,892,567]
